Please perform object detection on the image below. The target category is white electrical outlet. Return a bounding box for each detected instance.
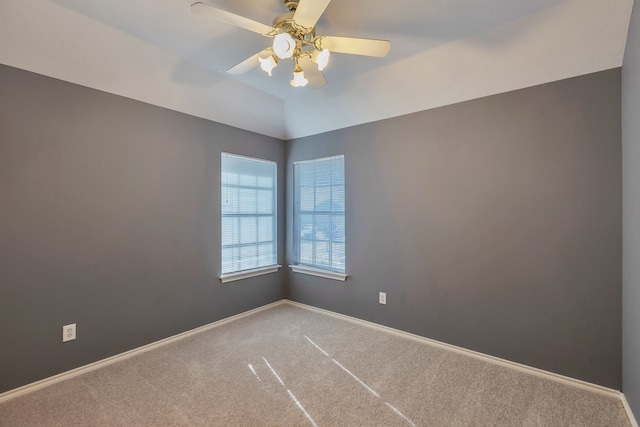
[62,323,76,342]
[379,292,387,305]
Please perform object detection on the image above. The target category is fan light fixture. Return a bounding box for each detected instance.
[191,0,391,89]
[290,65,308,87]
[312,49,330,71]
[273,33,296,59]
[258,55,278,76]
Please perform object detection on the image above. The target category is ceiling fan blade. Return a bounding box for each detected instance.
[227,49,272,75]
[191,2,278,36]
[293,0,332,32]
[299,56,327,89]
[315,36,390,57]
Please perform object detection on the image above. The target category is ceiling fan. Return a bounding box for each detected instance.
[191,0,391,88]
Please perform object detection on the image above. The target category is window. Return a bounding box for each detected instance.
[292,155,346,280]
[221,153,278,282]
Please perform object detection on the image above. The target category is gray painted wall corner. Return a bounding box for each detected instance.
[0,59,626,399]
[623,0,640,418]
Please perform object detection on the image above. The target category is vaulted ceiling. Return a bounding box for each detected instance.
[0,0,634,139]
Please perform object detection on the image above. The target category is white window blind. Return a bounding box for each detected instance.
[221,153,277,275]
[294,155,345,273]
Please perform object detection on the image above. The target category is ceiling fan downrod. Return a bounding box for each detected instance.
[284,0,299,13]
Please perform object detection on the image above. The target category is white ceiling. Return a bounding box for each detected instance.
[0,0,634,139]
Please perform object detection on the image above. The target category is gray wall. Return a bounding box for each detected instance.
[0,64,286,393]
[623,1,640,417]
[0,62,624,395]
[286,69,622,389]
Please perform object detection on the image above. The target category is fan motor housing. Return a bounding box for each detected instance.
[272,11,295,32]
[272,10,315,42]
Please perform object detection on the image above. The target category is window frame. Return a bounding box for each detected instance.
[290,155,347,281]
[220,152,280,283]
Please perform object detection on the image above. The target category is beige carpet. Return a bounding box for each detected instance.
[0,303,631,426]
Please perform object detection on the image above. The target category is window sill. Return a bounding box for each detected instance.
[289,265,348,281]
[220,265,281,283]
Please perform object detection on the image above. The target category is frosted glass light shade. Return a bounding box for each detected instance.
[258,55,278,76]
[290,70,308,87]
[273,33,295,59]
[312,49,330,71]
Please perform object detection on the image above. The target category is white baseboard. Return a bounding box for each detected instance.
[283,300,622,400]
[0,300,285,404]
[622,394,640,427]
